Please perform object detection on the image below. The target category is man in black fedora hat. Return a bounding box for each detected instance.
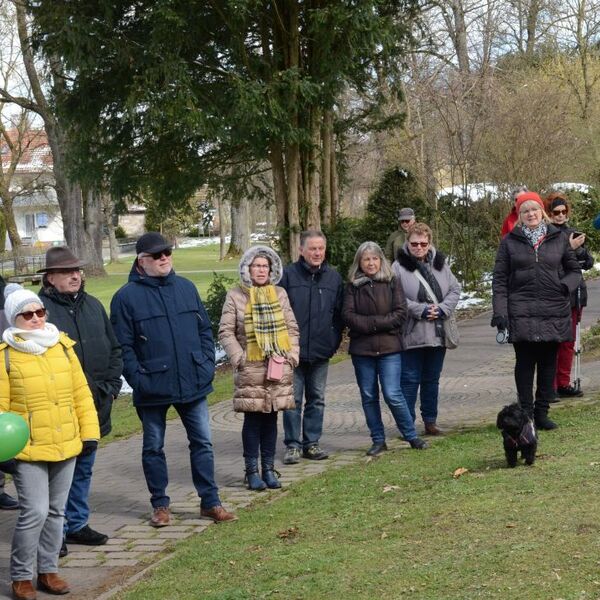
[39,246,123,556]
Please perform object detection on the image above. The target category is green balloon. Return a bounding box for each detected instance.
[0,412,29,461]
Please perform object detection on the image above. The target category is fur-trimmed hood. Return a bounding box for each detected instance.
[239,245,284,287]
[397,245,446,272]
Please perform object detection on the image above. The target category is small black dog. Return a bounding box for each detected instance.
[496,403,537,468]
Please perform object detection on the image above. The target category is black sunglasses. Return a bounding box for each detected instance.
[410,241,429,248]
[552,208,568,216]
[146,248,172,260]
[18,308,47,321]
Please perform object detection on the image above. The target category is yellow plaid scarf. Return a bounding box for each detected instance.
[244,284,291,361]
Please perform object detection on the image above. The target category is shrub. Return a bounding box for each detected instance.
[114,225,127,239]
[204,271,237,338]
[322,217,365,280]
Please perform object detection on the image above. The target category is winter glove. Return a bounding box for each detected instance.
[0,459,17,474]
[490,315,508,331]
[80,440,98,457]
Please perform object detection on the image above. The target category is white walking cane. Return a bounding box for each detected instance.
[574,286,582,393]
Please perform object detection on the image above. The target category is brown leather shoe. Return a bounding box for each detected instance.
[200,505,238,523]
[424,422,443,436]
[12,580,36,600]
[37,572,70,595]
[150,506,171,528]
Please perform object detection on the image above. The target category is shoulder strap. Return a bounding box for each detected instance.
[413,270,439,304]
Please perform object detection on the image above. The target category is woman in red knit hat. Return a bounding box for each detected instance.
[491,192,582,430]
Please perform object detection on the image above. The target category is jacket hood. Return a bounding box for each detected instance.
[239,246,283,287]
[398,244,446,272]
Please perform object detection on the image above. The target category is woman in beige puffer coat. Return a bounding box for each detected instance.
[219,246,299,490]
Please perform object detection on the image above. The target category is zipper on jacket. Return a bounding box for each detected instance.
[28,413,34,444]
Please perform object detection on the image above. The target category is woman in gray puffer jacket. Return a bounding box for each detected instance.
[219,246,299,491]
[492,192,582,430]
[392,223,461,436]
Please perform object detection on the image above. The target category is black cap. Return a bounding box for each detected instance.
[136,232,172,255]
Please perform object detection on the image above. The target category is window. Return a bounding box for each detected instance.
[36,212,49,228]
[24,212,49,235]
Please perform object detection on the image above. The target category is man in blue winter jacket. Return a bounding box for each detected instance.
[110,232,236,527]
[280,230,344,464]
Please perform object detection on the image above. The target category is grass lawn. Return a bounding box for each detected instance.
[118,399,600,600]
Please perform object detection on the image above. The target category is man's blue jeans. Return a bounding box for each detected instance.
[283,359,329,450]
[64,449,96,535]
[351,353,418,444]
[137,399,220,510]
[401,347,447,424]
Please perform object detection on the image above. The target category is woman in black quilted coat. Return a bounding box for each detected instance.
[491,192,582,430]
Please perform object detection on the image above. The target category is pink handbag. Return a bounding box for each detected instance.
[266,355,286,381]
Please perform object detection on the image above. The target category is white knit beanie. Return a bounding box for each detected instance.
[4,283,45,326]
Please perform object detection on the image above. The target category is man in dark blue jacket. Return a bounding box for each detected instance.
[40,246,123,555]
[110,232,236,527]
[280,231,343,464]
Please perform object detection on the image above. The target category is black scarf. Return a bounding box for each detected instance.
[416,257,444,304]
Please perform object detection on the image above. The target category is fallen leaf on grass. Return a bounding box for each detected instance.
[277,527,299,539]
[505,523,516,528]
[453,467,469,478]
[381,532,388,539]
[382,484,401,493]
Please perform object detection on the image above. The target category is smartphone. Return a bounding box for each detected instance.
[573,232,584,238]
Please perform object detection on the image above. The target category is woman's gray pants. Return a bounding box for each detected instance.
[11,458,76,581]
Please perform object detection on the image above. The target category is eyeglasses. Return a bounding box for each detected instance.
[552,208,568,216]
[17,308,46,321]
[410,241,429,248]
[400,219,413,224]
[144,249,172,260]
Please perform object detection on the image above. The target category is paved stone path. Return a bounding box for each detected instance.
[2,279,600,599]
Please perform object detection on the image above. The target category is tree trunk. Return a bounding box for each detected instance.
[217,196,228,260]
[104,196,120,264]
[330,136,339,225]
[14,2,105,275]
[83,189,104,275]
[320,110,332,226]
[227,197,250,257]
[2,200,26,273]
[270,141,288,234]
[305,108,321,231]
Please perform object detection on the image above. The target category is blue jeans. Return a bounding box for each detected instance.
[64,448,97,535]
[137,399,220,510]
[242,412,278,459]
[283,359,329,450]
[351,353,418,443]
[401,347,447,424]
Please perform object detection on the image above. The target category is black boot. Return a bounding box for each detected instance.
[244,457,267,491]
[534,409,557,430]
[261,457,282,489]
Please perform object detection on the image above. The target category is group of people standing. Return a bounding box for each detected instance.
[0,185,590,598]
[218,219,462,492]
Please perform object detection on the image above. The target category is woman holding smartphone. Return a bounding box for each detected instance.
[546,192,594,397]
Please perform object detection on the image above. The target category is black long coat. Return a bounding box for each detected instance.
[492,224,582,343]
[40,285,123,437]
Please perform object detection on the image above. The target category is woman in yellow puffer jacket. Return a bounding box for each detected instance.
[0,284,99,600]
